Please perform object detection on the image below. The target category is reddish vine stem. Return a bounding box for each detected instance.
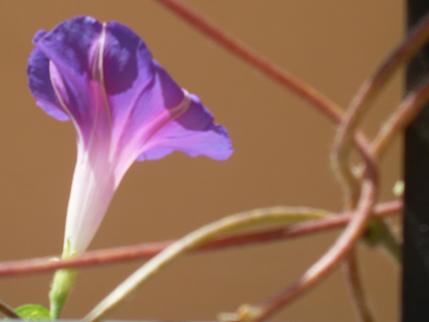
[345,251,374,322]
[253,128,379,322]
[333,12,429,203]
[0,200,400,277]
[155,0,375,157]
[371,77,429,159]
[157,0,343,123]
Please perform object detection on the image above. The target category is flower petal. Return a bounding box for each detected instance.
[27,47,70,121]
[35,16,102,77]
[102,21,157,141]
[110,60,232,167]
[139,94,233,161]
[33,17,103,141]
[113,63,183,141]
[64,146,115,253]
[103,21,154,97]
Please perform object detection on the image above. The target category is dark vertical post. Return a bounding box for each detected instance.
[403,1,429,321]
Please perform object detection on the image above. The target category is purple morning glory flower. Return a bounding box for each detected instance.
[28,16,233,255]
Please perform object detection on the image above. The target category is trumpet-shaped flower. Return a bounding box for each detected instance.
[27,16,233,256]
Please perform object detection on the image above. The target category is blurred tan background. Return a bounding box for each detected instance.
[0,1,403,321]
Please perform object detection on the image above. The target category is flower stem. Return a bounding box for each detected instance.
[49,269,77,319]
[49,242,78,319]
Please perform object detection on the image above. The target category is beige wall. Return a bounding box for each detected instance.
[0,1,402,321]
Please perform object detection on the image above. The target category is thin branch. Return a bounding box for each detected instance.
[0,200,400,277]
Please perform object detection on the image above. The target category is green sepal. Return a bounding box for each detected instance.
[363,218,402,261]
[363,219,386,246]
[49,268,77,319]
[49,240,78,319]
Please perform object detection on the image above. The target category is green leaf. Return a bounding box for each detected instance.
[15,304,50,320]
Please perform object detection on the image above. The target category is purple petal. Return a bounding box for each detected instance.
[35,16,102,76]
[29,17,103,142]
[138,94,233,161]
[27,47,69,121]
[113,62,183,148]
[139,147,173,160]
[102,21,156,135]
[103,21,154,96]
